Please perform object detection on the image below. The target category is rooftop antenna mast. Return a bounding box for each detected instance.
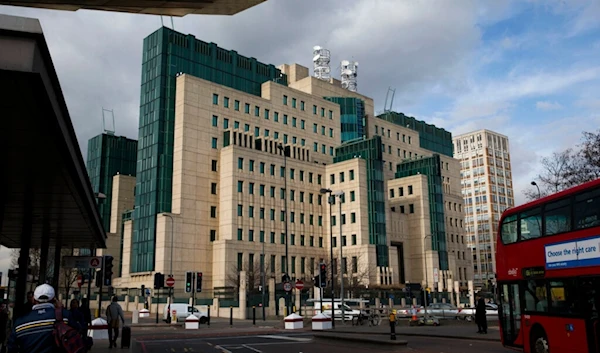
[313,46,331,81]
[102,108,115,135]
[384,87,396,112]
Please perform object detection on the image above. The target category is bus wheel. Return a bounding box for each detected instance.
[531,329,549,353]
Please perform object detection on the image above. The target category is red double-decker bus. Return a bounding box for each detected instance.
[496,178,600,353]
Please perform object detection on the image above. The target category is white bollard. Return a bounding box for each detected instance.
[132,309,139,324]
[311,313,332,330]
[185,315,199,329]
[89,318,109,340]
[139,309,150,318]
[284,313,303,330]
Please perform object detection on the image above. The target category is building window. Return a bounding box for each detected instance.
[340,172,345,183]
[255,106,260,117]
[212,115,218,127]
[237,229,243,241]
[237,205,243,217]
[351,234,357,245]
[310,236,314,247]
[270,232,275,243]
[408,185,413,195]
[264,109,270,120]
[224,118,229,129]
[283,115,288,125]
[313,105,317,114]
[210,206,217,218]
[237,181,243,193]
[399,187,404,196]
[211,160,217,171]
[260,207,265,219]
[249,229,254,241]
[270,209,275,220]
[212,93,218,105]
[235,121,240,129]
[237,252,243,269]
[300,101,305,111]
[283,95,288,105]
[292,98,297,108]
[352,257,358,273]
[211,183,217,195]
[245,103,250,114]
[270,186,275,198]
[259,184,265,196]
[234,100,240,111]
[210,230,216,242]
[270,255,276,272]
[319,237,323,247]
[321,107,325,117]
[259,162,265,174]
[248,183,254,195]
[330,174,335,185]
[291,234,296,246]
[211,138,218,149]
[390,189,395,198]
[328,110,333,119]
[409,204,415,213]
[350,191,356,201]
[351,213,356,223]
[238,157,244,170]
[224,97,229,108]
[280,233,285,244]
[274,112,279,122]
[244,124,250,132]
[270,164,275,176]
[260,231,265,243]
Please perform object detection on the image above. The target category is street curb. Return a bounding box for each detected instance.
[134,328,286,342]
[323,330,501,343]
[313,332,408,345]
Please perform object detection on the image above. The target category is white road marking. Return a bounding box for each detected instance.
[255,335,312,342]
[241,345,262,353]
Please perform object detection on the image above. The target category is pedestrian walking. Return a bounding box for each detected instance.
[79,299,92,335]
[105,297,125,349]
[475,295,487,334]
[6,284,82,353]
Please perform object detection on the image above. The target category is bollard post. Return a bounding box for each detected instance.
[253,306,256,326]
[229,306,233,327]
[207,307,211,327]
[389,311,396,341]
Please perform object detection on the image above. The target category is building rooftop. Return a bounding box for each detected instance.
[0,0,266,17]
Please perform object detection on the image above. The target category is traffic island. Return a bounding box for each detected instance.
[313,332,408,346]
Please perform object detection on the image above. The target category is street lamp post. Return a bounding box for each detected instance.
[163,213,174,323]
[531,181,541,198]
[278,144,290,315]
[423,234,433,321]
[336,191,345,323]
[261,240,266,321]
[320,188,335,328]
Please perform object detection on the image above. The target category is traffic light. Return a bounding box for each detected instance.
[95,270,103,287]
[281,274,290,283]
[154,272,164,289]
[196,272,203,293]
[103,255,114,286]
[185,272,193,293]
[141,285,145,297]
[319,263,327,288]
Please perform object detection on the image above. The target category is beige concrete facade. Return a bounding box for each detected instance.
[115,63,472,298]
[453,129,513,288]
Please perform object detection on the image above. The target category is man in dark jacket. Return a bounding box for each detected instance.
[7,284,80,353]
[475,295,487,334]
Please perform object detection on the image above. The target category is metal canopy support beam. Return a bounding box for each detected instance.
[15,191,33,318]
[52,237,62,290]
[39,221,50,284]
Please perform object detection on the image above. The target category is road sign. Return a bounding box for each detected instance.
[62,256,103,269]
[294,280,304,290]
[77,275,83,288]
[166,276,175,287]
[283,282,292,292]
[433,268,439,283]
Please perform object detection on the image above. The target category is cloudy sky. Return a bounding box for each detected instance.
[1,0,599,280]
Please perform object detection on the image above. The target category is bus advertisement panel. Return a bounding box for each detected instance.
[496,178,600,353]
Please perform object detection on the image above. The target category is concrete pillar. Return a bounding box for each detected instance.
[189,297,193,306]
[447,279,454,305]
[401,298,406,307]
[375,298,381,308]
[433,297,438,304]
[388,298,393,308]
[442,298,446,304]
[125,295,130,311]
[213,298,220,318]
[134,295,139,311]
[468,280,475,308]
[412,298,417,306]
[295,289,301,314]
[268,277,276,317]
[239,271,247,319]
[454,281,460,307]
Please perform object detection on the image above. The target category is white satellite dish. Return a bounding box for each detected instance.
[313,45,321,51]
[341,60,350,66]
[313,54,321,61]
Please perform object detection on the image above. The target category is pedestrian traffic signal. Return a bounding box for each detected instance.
[103,255,114,286]
[196,272,203,293]
[185,272,193,293]
[154,272,164,289]
[319,263,327,287]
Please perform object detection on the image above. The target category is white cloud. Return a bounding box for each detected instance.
[536,101,563,110]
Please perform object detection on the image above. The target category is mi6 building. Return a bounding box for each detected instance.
[105,27,473,308]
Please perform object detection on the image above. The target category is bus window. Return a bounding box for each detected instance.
[544,198,571,235]
[579,278,599,320]
[524,280,548,312]
[549,279,577,314]
[501,214,518,244]
[574,188,600,230]
[520,207,542,241]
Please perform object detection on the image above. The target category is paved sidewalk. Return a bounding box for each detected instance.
[328,319,501,342]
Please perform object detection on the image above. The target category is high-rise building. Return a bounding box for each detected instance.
[86,133,137,231]
[115,27,473,309]
[453,129,514,289]
[132,27,287,273]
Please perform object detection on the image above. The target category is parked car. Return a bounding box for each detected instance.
[458,303,499,321]
[425,303,464,319]
[163,304,209,323]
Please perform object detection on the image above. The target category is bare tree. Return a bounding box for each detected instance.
[226,258,273,294]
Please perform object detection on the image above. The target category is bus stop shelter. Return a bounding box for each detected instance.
[0,14,106,316]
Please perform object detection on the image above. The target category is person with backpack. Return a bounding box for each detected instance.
[105,297,124,349]
[6,284,84,353]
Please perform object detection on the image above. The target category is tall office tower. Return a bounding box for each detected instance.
[132,27,287,273]
[86,133,137,231]
[453,130,514,289]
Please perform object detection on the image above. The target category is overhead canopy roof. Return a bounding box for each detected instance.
[0,0,265,17]
[0,14,106,249]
